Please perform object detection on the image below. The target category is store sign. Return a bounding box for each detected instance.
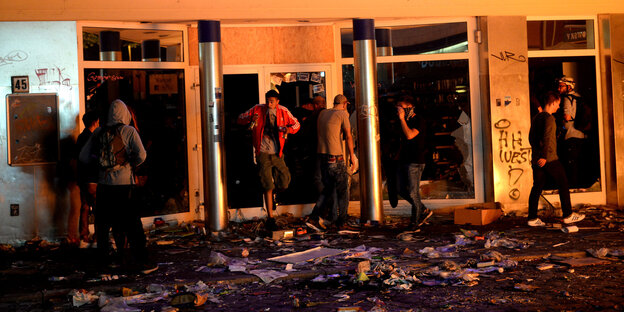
[11,75,29,93]
[564,25,587,43]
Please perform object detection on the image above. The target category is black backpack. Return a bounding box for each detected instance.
[568,94,592,134]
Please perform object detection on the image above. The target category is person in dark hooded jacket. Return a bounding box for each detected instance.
[80,99,155,273]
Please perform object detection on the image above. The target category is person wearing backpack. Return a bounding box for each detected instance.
[558,76,587,188]
[79,99,155,273]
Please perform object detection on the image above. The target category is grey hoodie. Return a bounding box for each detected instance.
[79,99,146,185]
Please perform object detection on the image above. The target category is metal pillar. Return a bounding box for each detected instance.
[198,20,228,231]
[353,18,384,224]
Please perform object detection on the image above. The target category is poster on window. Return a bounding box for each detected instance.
[312,84,325,93]
[297,72,310,81]
[149,73,178,95]
[310,73,322,83]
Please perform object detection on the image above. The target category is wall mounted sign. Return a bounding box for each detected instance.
[11,76,29,93]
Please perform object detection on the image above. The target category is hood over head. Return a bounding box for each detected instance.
[107,99,132,126]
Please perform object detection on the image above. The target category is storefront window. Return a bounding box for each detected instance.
[343,60,474,200]
[82,27,184,62]
[340,23,468,58]
[527,20,595,50]
[84,68,189,216]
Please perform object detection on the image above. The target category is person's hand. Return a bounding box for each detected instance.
[537,158,547,167]
[278,126,288,133]
[350,154,359,173]
[397,106,405,120]
[564,113,572,121]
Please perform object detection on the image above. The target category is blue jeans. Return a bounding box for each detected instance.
[398,163,426,222]
[317,154,350,225]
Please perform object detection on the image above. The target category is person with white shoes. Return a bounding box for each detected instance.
[527,91,585,227]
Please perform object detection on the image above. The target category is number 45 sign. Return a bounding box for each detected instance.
[11,76,29,93]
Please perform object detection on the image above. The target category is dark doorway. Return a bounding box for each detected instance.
[84,68,189,217]
[223,74,264,208]
[529,56,600,190]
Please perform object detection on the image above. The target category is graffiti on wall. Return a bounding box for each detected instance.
[495,118,531,200]
[491,51,526,63]
[0,50,28,66]
[35,66,72,91]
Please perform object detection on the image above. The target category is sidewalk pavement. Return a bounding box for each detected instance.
[1,203,622,309]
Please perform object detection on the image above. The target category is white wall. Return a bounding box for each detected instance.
[0,21,80,244]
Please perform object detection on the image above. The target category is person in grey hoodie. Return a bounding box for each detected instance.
[79,99,152,272]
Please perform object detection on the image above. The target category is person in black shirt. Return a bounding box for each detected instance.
[396,95,432,227]
[528,91,585,227]
[76,110,99,247]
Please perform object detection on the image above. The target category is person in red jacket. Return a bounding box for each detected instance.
[238,90,300,230]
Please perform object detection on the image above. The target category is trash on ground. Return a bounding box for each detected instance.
[267,246,346,263]
[70,289,99,307]
[514,283,539,292]
[249,269,289,283]
[537,263,554,271]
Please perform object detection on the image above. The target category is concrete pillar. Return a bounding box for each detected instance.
[482,17,532,212]
[198,20,228,231]
[599,14,624,207]
[353,18,384,224]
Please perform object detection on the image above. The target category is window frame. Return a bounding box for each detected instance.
[334,17,485,208]
[527,15,607,206]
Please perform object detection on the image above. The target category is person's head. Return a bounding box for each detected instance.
[397,95,415,109]
[312,96,326,111]
[558,76,575,95]
[332,94,349,110]
[540,91,561,114]
[108,99,132,126]
[301,98,315,111]
[82,110,99,129]
[265,90,280,109]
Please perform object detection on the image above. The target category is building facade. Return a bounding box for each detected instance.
[1,1,623,243]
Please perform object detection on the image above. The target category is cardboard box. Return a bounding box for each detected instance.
[454,203,503,225]
[272,229,294,241]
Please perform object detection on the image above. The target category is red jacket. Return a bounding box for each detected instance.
[237,104,300,157]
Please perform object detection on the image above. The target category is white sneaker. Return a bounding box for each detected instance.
[563,212,585,224]
[79,240,89,249]
[527,218,546,227]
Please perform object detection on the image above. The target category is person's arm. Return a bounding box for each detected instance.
[237,105,257,125]
[542,115,557,165]
[562,96,573,121]
[342,115,358,172]
[281,108,300,134]
[126,127,147,168]
[79,129,99,164]
[397,107,419,140]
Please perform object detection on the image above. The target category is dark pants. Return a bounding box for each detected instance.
[95,184,147,265]
[382,158,400,208]
[528,160,572,220]
[316,154,350,226]
[78,183,96,241]
[257,152,291,191]
[398,163,426,223]
[562,138,584,188]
